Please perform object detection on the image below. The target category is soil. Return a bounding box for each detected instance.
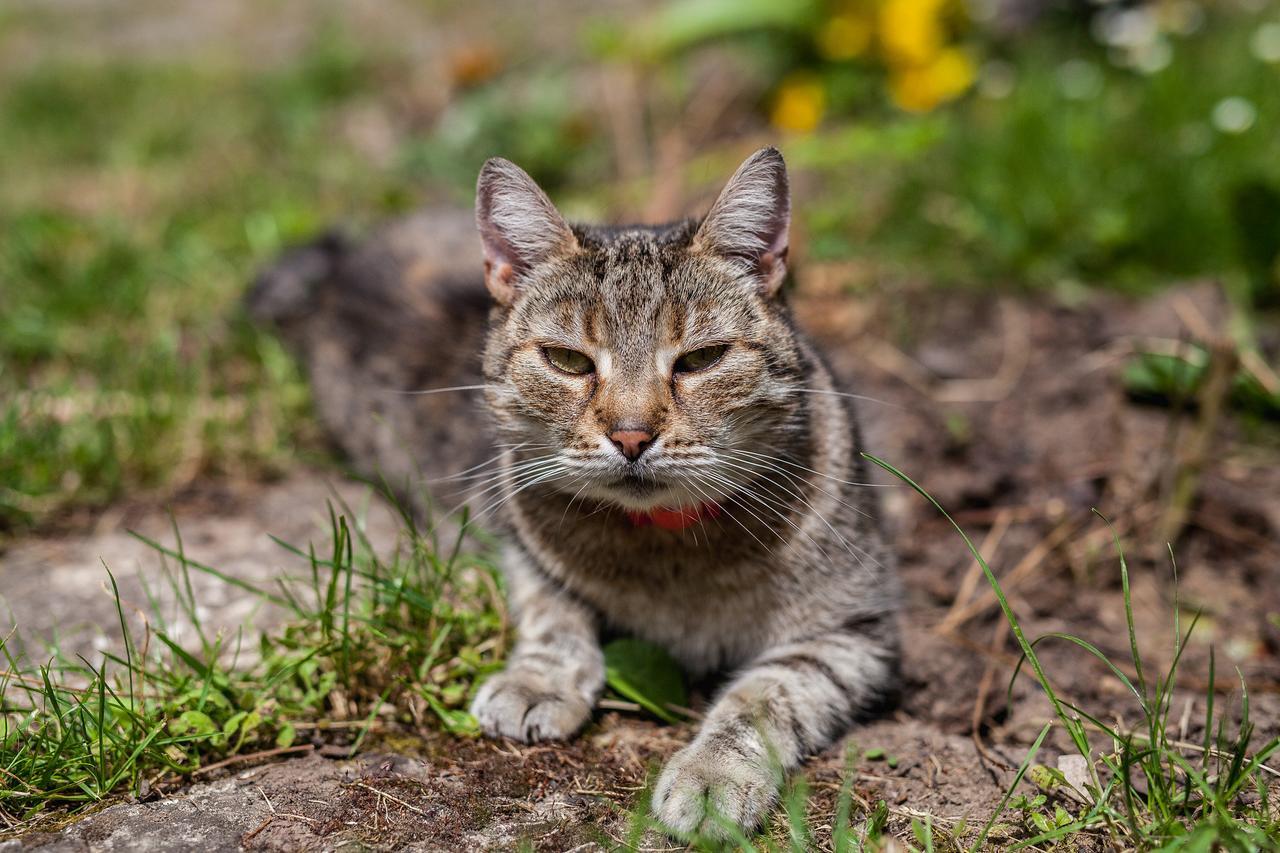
[3,277,1278,850]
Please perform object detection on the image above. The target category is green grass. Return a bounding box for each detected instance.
[0,493,505,828]
[0,35,413,533]
[0,29,617,535]
[866,457,1280,851]
[801,10,1280,296]
[4,2,1277,532]
[3,470,1277,848]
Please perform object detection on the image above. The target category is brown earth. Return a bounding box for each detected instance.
[3,278,1278,850]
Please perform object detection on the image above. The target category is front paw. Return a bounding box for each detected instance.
[651,739,781,839]
[470,666,592,743]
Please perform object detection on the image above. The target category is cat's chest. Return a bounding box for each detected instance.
[525,517,805,672]
[594,573,781,672]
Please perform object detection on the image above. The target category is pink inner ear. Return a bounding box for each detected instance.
[489,261,514,284]
[484,259,517,304]
[760,252,779,278]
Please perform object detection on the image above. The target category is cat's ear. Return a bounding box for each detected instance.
[475,158,578,305]
[693,146,791,298]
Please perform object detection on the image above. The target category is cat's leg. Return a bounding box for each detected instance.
[652,625,898,836]
[471,547,605,742]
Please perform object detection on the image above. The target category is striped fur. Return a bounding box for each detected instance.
[472,148,901,837]
[250,148,900,838]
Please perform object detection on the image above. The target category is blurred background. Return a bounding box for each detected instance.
[2,0,1279,534]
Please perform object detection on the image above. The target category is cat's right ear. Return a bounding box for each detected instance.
[475,158,578,306]
[693,146,791,298]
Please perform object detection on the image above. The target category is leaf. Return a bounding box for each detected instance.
[1123,350,1207,405]
[603,638,687,724]
[603,0,821,59]
[424,694,480,737]
[169,710,217,739]
[233,710,263,750]
[222,710,248,739]
[1124,349,1280,419]
[275,723,297,749]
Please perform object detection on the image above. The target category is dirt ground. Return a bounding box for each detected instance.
[4,277,1278,850]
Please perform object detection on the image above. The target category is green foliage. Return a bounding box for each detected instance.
[1124,347,1280,420]
[1230,180,1280,309]
[0,498,504,822]
[0,34,403,533]
[603,638,688,724]
[795,8,1280,295]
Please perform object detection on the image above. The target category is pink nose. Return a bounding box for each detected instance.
[609,429,655,461]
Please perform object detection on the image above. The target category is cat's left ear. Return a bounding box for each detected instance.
[693,146,791,298]
[475,157,578,306]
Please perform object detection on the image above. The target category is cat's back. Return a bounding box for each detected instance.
[248,208,495,513]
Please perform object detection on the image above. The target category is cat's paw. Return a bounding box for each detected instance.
[651,739,780,839]
[470,667,592,743]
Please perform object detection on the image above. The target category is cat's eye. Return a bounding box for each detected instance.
[542,346,595,375]
[674,344,728,374]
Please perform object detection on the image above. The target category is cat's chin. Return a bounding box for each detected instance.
[569,479,707,514]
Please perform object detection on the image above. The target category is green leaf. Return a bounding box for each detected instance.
[424,694,480,737]
[275,723,297,749]
[221,710,248,739]
[1123,349,1280,420]
[169,710,216,739]
[615,0,821,59]
[603,638,687,724]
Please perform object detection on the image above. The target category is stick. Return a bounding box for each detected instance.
[193,744,315,777]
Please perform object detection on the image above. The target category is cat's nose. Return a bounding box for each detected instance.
[609,428,655,461]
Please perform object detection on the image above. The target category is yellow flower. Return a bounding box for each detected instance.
[888,46,976,111]
[818,12,873,61]
[770,74,827,133]
[879,0,948,66]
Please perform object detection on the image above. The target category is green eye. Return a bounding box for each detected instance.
[674,344,728,374]
[543,346,595,375]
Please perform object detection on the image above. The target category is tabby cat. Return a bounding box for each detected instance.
[250,147,901,837]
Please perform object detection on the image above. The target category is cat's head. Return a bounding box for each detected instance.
[476,148,807,513]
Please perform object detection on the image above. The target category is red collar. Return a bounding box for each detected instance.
[626,503,721,531]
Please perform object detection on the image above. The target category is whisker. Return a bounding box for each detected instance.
[698,467,836,565]
[469,466,573,526]
[439,452,561,485]
[724,451,876,522]
[394,384,501,397]
[685,473,775,552]
[732,447,894,489]
[430,443,535,483]
[556,474,596,531]
[438,457,565,521]
[785,387,903,410]
[710,456,882,580]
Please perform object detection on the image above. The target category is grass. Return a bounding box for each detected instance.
[612,461,1279,851]
[0,491,505,828]
[2,466,1277,848]
[0,26,618,535]
[2,1,1278,847]
[0,34,413,533]
[4,2,1278,532]
[799,9,1280,297]
[865,457,1280,851]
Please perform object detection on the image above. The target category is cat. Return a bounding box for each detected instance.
[249,147,901,837]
